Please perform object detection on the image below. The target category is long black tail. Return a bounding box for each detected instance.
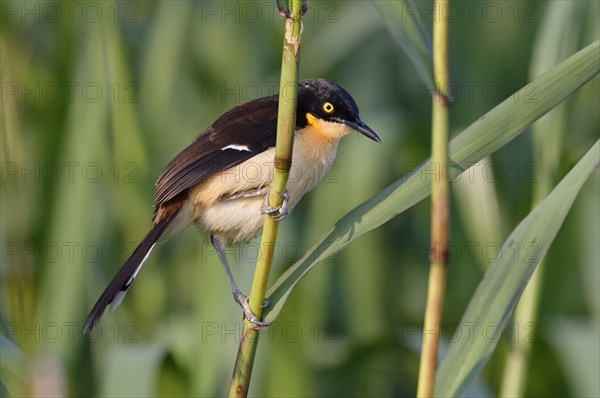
[82,211,179,333]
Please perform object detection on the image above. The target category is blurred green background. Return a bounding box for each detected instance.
[1,1,598,396]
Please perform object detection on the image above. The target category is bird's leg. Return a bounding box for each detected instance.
[210,235,271,327]
[261,189,290,221]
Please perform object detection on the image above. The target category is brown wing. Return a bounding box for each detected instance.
[153,95,279,207]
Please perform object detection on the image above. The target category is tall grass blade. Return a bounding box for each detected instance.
[264,40,600,322]
[500,2,587,395]
[374,0,434,90]
[434,140,599,396]
[100,344,165,397]
[0,332,28,396]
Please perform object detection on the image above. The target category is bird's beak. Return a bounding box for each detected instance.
[341,118,381,143]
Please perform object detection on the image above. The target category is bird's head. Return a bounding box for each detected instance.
[296,78,381,143]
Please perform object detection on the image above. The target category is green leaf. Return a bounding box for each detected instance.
[373,0,434,90]
[435,140,599,396]
[549,317,600,398]
[264,40,600,322]
[0,331,28,397]
[101,344,165,397]
[35,22,112,357]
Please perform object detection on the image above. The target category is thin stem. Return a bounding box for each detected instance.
[499,263,543,396]
[226,1,303,397]
[499,137,555,397]
[417,0,450,396]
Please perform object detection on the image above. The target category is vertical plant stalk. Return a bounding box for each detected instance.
[500,3,578,392]
[499,116,559,397]
[500,142,553,397]
[227,1,303,397]
[499,264,543,396]
[417,0,450,396]
[501,163,555,396]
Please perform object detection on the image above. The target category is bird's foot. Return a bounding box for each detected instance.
[276,0,308,18]
[233,290,272,328]
[261,190,290,221]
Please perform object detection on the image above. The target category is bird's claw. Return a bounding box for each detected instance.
[276,0,291,18]
[261,190,290,221]
[261,297,271,308]
[277,0,308,18]
[233,291,272,328]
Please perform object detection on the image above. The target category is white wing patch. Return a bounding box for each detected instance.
[222,144,251,152]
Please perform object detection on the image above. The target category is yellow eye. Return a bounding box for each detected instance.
[323,102,334,113]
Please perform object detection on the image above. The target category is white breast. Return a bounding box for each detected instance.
[171,132,341,245]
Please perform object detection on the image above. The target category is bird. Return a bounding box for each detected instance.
[82,78,380,333]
